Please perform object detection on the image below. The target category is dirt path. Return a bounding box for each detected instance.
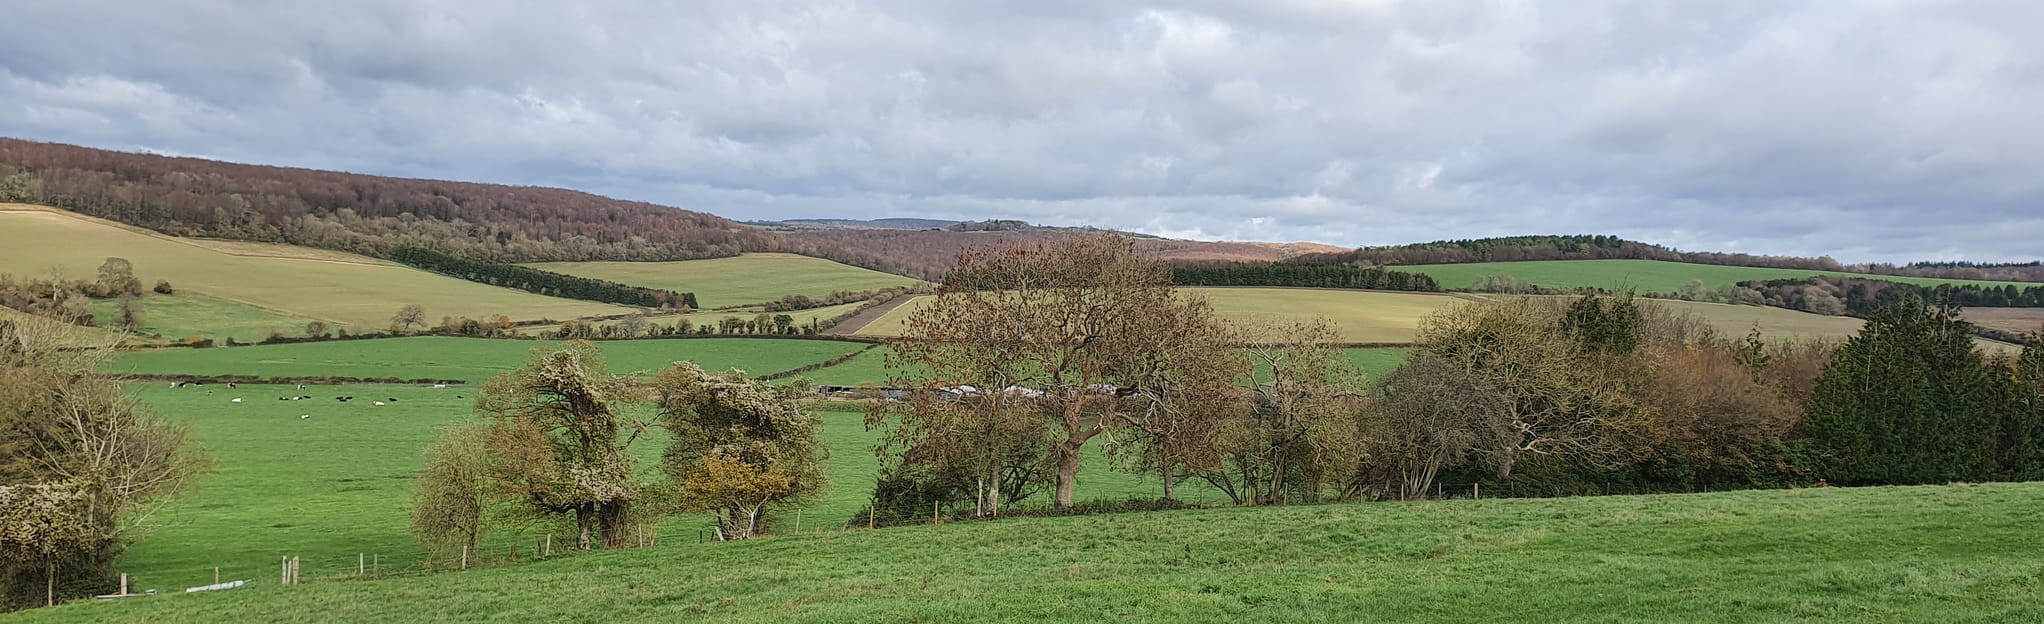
[825,297,914,336]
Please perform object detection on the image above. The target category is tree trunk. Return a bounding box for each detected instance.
[575,507,595,550]
[1162,469,1176,500]
[1054,440,1081,508]
[598,501,628,548]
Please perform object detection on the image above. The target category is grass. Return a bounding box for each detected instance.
[1404,259,2037,293]
[511,302,870,337]
[86,381,1225,595]
[0,204,625,329]
[526,253,925,308]
[108,336,873,382]
[853,288,1463,343]
[28,480,2044,622]
[90,292,318,343]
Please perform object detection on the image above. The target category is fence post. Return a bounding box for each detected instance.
[359,553,365,577]
[933,502,939,525]
[215,566,221,585]
[1474,483,1481,500]
[373,554,380,578]
[281,556,288,586]
[868,505,875,530]
[461,544,469,571]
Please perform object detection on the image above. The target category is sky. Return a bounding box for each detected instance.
[2,1,2041,263]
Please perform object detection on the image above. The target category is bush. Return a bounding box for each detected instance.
[151,280,174,295]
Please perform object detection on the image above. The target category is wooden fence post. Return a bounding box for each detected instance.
[215,566,221,585]
[281,556,288,586]
[1474,483,1481,500]
[868,505,876,530]
[359,553,365,577]
[461,544,469,570]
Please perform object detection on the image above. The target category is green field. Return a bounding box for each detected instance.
[854,288,1464,343]
[30,480,2044,623]
[90,292,317,342]
[0,204,625,328]
[512,302,870,337]
[527,253,925,308]
[88,381,1226,595]
[803,346,1413,388]
[109,336,873,382]
[1405,259,2036,293]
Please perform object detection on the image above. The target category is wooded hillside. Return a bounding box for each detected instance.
[0,138,775,263]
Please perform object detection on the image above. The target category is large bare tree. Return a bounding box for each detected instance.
[883,235,1236,509]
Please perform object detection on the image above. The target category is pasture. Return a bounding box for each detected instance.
[526,253,925,308]
[0,204,624,329]
[1404,258,2036,292]
[108,336,873,382]
[801,346,1414,388]
[101,380,1225,593]
[31,480,2044,623]
[90,292,316,343]
[510,302,870,337]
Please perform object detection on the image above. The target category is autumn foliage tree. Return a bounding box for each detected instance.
[654,363,826,540]
[409,422,497,569]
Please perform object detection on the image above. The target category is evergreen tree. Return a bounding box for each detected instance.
[1805,296,2004,485]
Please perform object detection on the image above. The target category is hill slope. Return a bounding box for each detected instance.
[0,204,624,329]
[23,482,2043,623]
[0,137,772,262]
[527,253,925,308]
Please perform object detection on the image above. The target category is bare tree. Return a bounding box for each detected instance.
[391,304,427,333]
[883,235,1231,509]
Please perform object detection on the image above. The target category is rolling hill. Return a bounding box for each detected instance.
[0,204,626,333]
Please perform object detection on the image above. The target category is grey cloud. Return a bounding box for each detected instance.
[2,0,2041,262]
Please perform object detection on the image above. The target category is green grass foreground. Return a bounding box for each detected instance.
[23,483,2044,623]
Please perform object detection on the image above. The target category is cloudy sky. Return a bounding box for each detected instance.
[3,1,2041,262]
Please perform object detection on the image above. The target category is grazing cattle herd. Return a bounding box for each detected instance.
[161,381,460,420]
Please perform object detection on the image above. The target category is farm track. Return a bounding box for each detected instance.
[824,296,913,336]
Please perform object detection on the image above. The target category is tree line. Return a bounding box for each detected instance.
[859,235,2044,523]
[1169,262,1441,292]
[0,258,168,332]
[1305,234,2044,284]
[409,347,825,567]
[390,247,698,310]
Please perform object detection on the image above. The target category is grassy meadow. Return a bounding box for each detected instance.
[802,346,1414,388]
[99,381,1229,594]
[0,204,625,329]
[29,481,2044,623]
[526,253,925,308]
[109,336,872,382]
[90,291,317,343]
[1404,259,2036,293]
